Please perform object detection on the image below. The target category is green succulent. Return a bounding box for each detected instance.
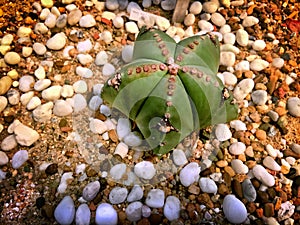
[101,28,238,155]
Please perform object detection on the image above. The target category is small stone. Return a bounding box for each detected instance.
[252,40,266,51]
[229,142,246,155]
[223,33,236,45]
[77,39,93,53]
[255,129,266,140]
[53,100,73,117]
[75,66,92,78]
[34,65,46,79]
[1,135,17,151]
[125,21,139,34]
[127,185,143,202]
[89,118,108,134]
[73,80,87,94]
[126,2,140,13]
[102,63,115,76]
[110,163,126,180]
[54,196,75,225]
[17,26,32,37]
[236,29,249,47]
[7,89,20,105]
[33,42,48,56]
[77,54,93,65]
[123,132,142,146]
[126,202,143,222]
[0,76,12,95]
[82,181,100,201]
[40,8,50,20]
[42,85,62,101]
[222,72,237,86]
[95,51,108,66]
[4,52,21,65]
[189,1,202,14]
[142,0,152,8]
[215,124,232,141]
[0,96,8,113]
[146,189,165,208]
[88,96,102,111]
[211,13,226,27]
[233,78,254,101]
[220,52,236,67]
[22,47,33,57]
[263,156,281,171]
[235,60,250,71]
[26,96,41,110]
[231,159,249,174]
[198,20,214,32]
[33,79,51,92]
[12,150,29,169]
[34,23,49,34]
[222,195,247,224]
[251,90,268,105]
[287,97,300,117]
[112,16,124,28]
[101,31,113,44]
[272,58,284,68]
[242,16,259,27]
[155,17,170,31]
[41,0,53,8]
[56,14,67,28]
[250,59,269,71]
[264,203,275,217]
[45,163,58,175]
[122,45,134,63]
[291,143,300,154]
[134,161,156,180]
[68,9,82,25]
[161,0,176,11]
[79,14,96,28]
[105,0,119,11]
[164,196,180,221]
[1,33,14,45]
[76,204,90,225]
[14,122,39,146]
[184,14,195,26]
[45,13,56,28]
[179,162,200,187]
[202,1,219,13]
[199,177,218,194]
[46,32,67,50]
[242,179,256,202]
[100,105,111,116]
[268,110,279,122]
[61,85,74,98]
[0,151,9,165]
[252,165,275,187]
[172,149,188,166]
[33,102,53,122]
[109,187,128,204]
[117,118,131,139]
[114,142,128,158]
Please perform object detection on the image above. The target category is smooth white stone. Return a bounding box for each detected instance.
[95,51,108,66]
[112,16,124,28]
[77,39,93,53]
[215,124,232,141]
[231,159,249,174]
[199,177,218,194]
[100,105,111,116]
[242,16,259,27]
[32,102,53,122]
[252,40,266,51]
[89,118,108,134]
[263,156,281,171]
[53,100,73,116]
[146,189,165,208]
[229,142,246,155]
[230,120,247,131]
[42,85,62,101]
[123,132,142,147]
[272,57,284,68]
[235,60,250,71]
[88,96,102,111]
[164,196,180,221]
[26,96,41,110]
[82,181,100,201]
[0,151,9,165]
[122,45,134,63]
[117,118,131,140]
[75,66,93,78]
[12,150,28,169]
[1,135,17,151]
[73,80,87,94]
[101,30,113,44]
[54,196,75,225]
[172,149,188,166]
[189,1,202,14]
[127,185,143,202]
[79,14,96,27]
[125,22,139,33]
[184,14,195,26]
[110,163,126,180]
[220,51,236,67]
[250,59,269,71]
[155,17,170,31]
[198,20,214,32]
[61,85,74,98]
[109,187,128,204]
[211,12,226,27]
[34,79,51,91]
[223,195,247,224]
[223,72,237,86]
[223,33,235,45]
[233,78,255,101]
[252,165,275,187]
[134,161,156,180]
[287,97,300,117]
[46,32,67,50]
[102,63,115,76]
[0,96,8,113]
[33,42,47,55]
[13,123,39,146]
[77,54,93,65]
[19,75,35,92]
[236,29,249,47]
[73,94,87,112]
[76,204,90,225]
[179,162,200,187]
[63,46,75,58]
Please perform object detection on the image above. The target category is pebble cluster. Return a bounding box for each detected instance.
[0,0,299,224]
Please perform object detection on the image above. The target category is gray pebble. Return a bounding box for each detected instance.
[153,0,161,5]
[126,202,143,222]
[242,179,256,202]
[0,151,9,165]
[109,187,128,204]
[102,63,115,76]
[127,185,143,202]
[268,110,279,122]
[56,14,67,28]
[118,0,128,10]
[142,0,152,8]
[142,205,151,217]
[287,97,300,117]
[146,189,165,208]
[251,90,268,105]
[75,204,90,225]
[1,135,18,151]
[161,0,176,11]
[110,163,126,180]
[105,0,119,10]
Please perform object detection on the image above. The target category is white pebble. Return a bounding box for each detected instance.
[53,100,73,116]
[134,161,156,180]
[26,96,41,110]
[13,122,39,146]
[19,75,35,92]
[236,29,249,47]
[61,85,74,98]
[179,162,200,187]
[83,181,100,201]
[89,118,108,134]
[112,16,124,28]
[77,39,93,53]
[272,57,284,68]
[73,94,87,112]
[0,96,8,113]
[46,32,67,50]
[164,196,180,221]
[220,52,236,67]
[172,149,188,166]
[12,150,29,169]
[219,24,231,34]
[73,80,87,94]
[146,189,165,208]
[110,163,126,180]
[198,20,214,32]
[124,132,142,147]
[79,14,96,27]
[252,39,266,51]
[235,60,250,71]
[127,185,143,202]
[184,14,195,26]
[113,142,128,158]
[287,97,300,117]
[223,72,237,86]
[117,118,131,140]
[199,177,218,194]
[230,120,247,131]
[223,33,235,45]
[95,51,108,66]
[122,45,134,63]
[33,102,53,122]
[125,21,139,34]
[45,13,56,28]
[242,16,259,27]
[76,66,93,78]
[223,195,247,224]
[77,54,94,65]
[109,187,128,204]
[231,159,249,174]
[126,202,143,222]
[229,142,246,155]
[76,204,90,225]
[1,135,17,151]
[54,196,75,225]
[100,105,111,116]
[250,59,269,71]
[42,85,62,101]
[189,1,202,15]
[211,13,226,27]
[33,43,47,55]
[155,17,170,31]
[95,203,118,225]
[252,165,275,187]
[102,63,115,76]
[233,78,254,101]
[101,30,113,44]
[34,79,51,91]
[263,156,281,171]
[88,96,102,111]
[215,124,232,141]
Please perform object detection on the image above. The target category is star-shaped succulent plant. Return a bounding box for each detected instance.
[101,28,238,155]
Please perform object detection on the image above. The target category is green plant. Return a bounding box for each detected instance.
[101,28,238,155]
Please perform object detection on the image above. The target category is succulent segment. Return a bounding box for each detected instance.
[101,28,238,155]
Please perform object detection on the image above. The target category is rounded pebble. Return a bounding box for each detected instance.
[179,162,200,187]
[0,151,9,165]
[242,179,257,202]
[229,142,246,155]
[102,63,116,76]
[1,135,17,151]
[233,78,254,101]
[287,97,300,117]
[125,202,143,222]
[134,161,156,179]
[252,40,266,51]
[46,32,67,50]
[220,51,236,67]
[211,13,226,27]
[231,159,249,174]
[250,59,269,71]
[53,100,73,116]
[54,196,75,225]
[127,185,143,202]
[172,149,188,166]
[4,52,21,65]
[79,14,96,28]
[68,9,82,25]
[109,187,128,204]
[75,204,90,225]
[223,195,247,224]
[145,189,165,208]
[263,156,281,171]
[83,181,100,201]
[164,196,180,221]
[122,45,134,63]
[215,124,232,141]
[189,1,202,14]
[199,177,218,194]
[95,203,117,225]
[252,165,275,187]
[242,16,259,27]
[236,29,249,47]
[125,21,139,34]
[12,150,29,169]
[95,51,108,66]
[0,96,8,113]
